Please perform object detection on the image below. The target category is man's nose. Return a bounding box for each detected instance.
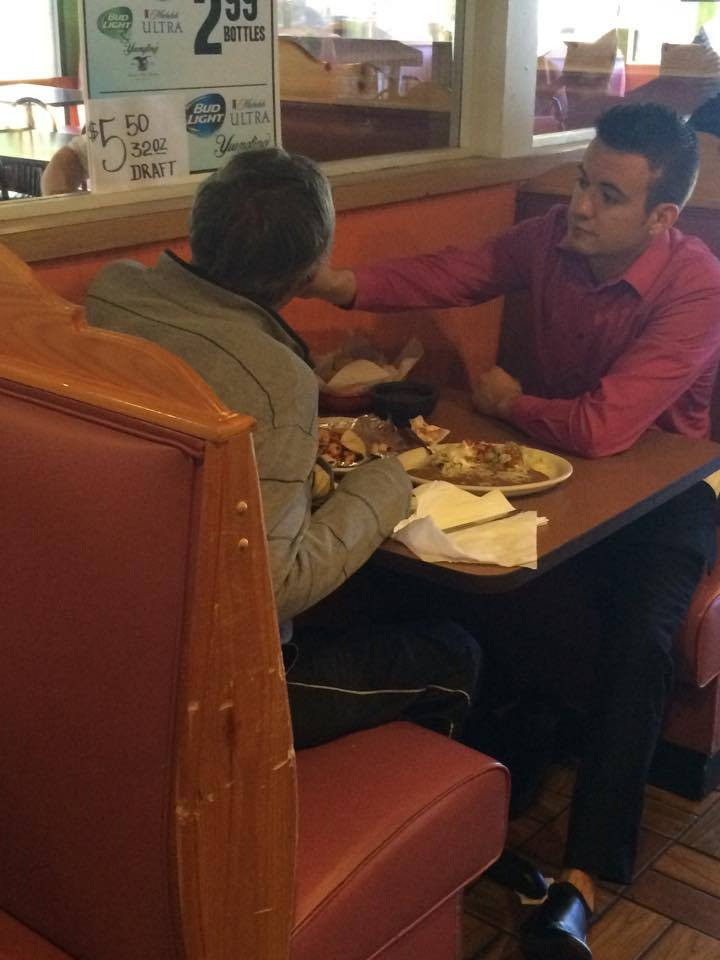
[572,189,594,219]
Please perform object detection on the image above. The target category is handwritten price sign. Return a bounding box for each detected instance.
[86,94,190,192]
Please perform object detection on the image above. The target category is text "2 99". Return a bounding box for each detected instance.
[195,0,258,55]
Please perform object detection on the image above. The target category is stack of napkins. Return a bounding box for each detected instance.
[392,481,547,569]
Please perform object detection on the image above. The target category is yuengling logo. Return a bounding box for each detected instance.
[186,94,226,137]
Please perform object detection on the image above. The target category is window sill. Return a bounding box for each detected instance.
[1,141,587,263]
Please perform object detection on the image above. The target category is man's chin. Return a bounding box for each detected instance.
[559,229,595,255]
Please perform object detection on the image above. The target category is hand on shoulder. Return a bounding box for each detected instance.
[296,262,357,307]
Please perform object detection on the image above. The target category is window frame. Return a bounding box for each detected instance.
[1,0,591,262]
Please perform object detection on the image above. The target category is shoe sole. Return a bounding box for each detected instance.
[521,931,592,960]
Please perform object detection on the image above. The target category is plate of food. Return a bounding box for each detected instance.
[317,417,369,471]
[397,439,572,496]
[317,415,412,471]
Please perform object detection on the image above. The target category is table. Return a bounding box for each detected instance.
[0,130,74,197]
[377,389,720,593]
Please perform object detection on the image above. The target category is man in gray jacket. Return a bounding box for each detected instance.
[86,147,480,748]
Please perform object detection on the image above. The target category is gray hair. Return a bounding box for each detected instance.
[190,147,335,307]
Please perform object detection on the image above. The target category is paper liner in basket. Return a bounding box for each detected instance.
[315,337,423,397]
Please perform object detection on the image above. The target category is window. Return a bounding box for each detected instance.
[0,2,59,82]
[278,0,461,161]
[535,0,720,137]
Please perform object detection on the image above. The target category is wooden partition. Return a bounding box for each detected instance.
[0,243,296,960]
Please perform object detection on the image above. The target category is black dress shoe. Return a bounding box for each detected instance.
[520,881,592,960]
[484,851,548,900]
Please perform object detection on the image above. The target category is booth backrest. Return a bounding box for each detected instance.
[0,244,296,960]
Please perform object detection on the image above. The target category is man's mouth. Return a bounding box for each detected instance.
[570,222,595,238]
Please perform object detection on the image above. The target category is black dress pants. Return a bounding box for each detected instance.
[561,481,716,882]
[461,481,717,884]
[284,613,482,750]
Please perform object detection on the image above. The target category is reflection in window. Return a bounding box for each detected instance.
[535,0,720,136]
[278,1,461,161]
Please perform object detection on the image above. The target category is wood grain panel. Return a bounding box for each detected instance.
[641,794,699,839]
[654,844,720,898]
[628,869,720,939]
[642,923,720,960]
[645,784,720,818]
[462,914,501,959]
[464,878,524,936]
[588,899,671,960]
[506,815,544,849]
[683,798,720,858]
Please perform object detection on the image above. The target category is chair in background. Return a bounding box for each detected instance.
[0,243,509,960]
[0,158,44,198]
[13,97,58,132]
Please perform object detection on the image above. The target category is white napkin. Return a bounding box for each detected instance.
[392,481,547,569]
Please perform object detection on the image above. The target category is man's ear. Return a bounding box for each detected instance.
[648,202,680,236]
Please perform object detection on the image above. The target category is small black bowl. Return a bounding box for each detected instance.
[370,380,438,427]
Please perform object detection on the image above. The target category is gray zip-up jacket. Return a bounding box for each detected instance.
[86,252,411,624]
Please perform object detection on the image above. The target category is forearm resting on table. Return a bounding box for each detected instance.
[270,456,411,622]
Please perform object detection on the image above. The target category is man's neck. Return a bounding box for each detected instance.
[587,244,650,284]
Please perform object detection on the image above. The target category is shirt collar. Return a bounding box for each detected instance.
[620,230,673,297]
[557,229,673,298]
[162,250,313,367]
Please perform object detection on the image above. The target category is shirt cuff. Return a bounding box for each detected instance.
[503,392,532,426]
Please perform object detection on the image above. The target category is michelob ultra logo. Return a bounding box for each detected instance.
[186,94,226,137]
[97,6,133,38]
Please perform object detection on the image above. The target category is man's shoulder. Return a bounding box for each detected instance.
[88,258,150,298]
[669,227,720,279]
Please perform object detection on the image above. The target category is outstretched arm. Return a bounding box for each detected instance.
[298,262,357,307]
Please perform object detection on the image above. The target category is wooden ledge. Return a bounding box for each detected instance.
[2,143,586,263]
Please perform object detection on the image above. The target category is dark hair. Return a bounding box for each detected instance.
[595,102,699,210]
[190,147,334,306]
[688,91,720,139]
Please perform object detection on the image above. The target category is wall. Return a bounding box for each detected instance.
[30,181,518,387]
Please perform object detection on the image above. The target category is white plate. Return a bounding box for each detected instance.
[397,443,573,497]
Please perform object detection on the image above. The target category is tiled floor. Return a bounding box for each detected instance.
[462,766,720,959]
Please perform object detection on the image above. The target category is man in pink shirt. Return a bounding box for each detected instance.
[305,103,720,960]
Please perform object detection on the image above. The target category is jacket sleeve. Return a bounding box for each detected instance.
[255,419,411,622]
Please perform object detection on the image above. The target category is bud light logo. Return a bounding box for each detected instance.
[186,94,226,137]
[97,6,132,39]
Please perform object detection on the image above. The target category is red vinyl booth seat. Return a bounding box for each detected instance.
[0,244,509,960]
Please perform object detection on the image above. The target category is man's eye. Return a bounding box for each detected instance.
[602,191,618,205]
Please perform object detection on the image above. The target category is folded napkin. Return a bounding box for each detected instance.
[392,481,547,569]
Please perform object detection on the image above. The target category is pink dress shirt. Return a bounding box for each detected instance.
[354,205,720,457]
